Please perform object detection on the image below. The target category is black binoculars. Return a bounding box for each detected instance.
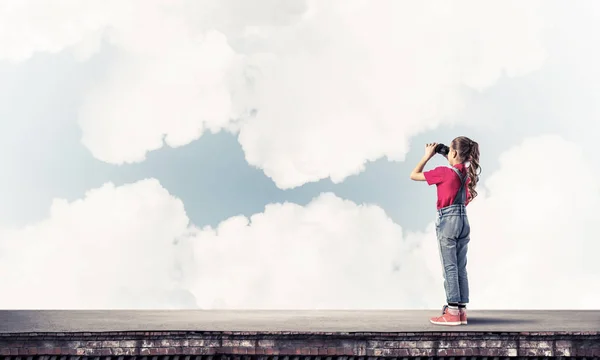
[435,144,450,156]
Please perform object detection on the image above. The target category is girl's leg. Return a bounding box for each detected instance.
[437,233,461,304]
[456,235,470,304]
[456,234,470,325]
[431,214,462,325]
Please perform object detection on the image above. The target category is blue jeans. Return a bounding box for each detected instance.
[435,204,470,304]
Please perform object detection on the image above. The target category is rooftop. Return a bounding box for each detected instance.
[1,310,599,333]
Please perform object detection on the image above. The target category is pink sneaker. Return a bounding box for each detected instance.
[430,305,461,326]
[459,308,467,325]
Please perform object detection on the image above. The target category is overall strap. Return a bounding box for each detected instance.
[450,166,468,205]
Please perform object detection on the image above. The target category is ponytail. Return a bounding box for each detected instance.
[466,141,481,202]
[451,136,481,202]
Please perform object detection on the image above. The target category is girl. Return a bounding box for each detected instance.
[410,136,481,326]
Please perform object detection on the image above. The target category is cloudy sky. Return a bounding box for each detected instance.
[0,0,598,310]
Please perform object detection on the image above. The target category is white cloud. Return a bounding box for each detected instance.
[186,193,440,309]
[0,178,441,310]
[0,0,118,62]
[467,134,600,309]
[1,135,596,310]
[78,27,239,164]
[0,179,197,309]
[0,0,549,188]
[236,0,548,188]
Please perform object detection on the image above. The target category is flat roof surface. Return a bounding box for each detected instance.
[0,310,598,333]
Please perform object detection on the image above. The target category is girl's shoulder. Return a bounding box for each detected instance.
[423,165,454,185]
[429,165,454,174]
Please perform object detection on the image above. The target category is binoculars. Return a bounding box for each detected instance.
[435,144,450,156]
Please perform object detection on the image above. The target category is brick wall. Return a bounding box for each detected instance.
[0,331,598,358]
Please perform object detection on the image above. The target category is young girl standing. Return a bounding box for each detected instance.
[410,136,481,326]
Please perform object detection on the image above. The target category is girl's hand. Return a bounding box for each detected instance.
[424,142,438,159]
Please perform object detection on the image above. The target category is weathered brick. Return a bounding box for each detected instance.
[101,341,120,348]
[365,340,382,348]
[222,340,241,347]
[397,341,417,348]
[456,340,469,347]
[119,340,137,348]
[3,325,599,360]
[457,348,470,356]
[518,347,554,357]
[148,347,162,355]
[521,339,550,349]
[61,347,75,355]
[96,348,112,356]
[416,341,434,348]
[409,348,434,357]
[193,347,216,355]
[189,339,219,347]
[444,348,458,356]
[64,341,82,348]
[234,347,247,354]
[381,341,396,348]
[208,339,221,346]
[160,339,180,347]
[555,346,571,357]
[111,347,125,355]
[379,348,409,357]
[337,347,351,355]
[556,339,572,348]
[437,340,451,348]
[537,340,553,348]
[142,340,159,347]
[258,340,275,347]
[479,347,499,356]
[472,340,487,347]
[485,339,501,347]
[578,348,592,357]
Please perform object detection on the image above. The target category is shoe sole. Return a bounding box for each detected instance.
[429,320,461,326]
[461,321,467,325]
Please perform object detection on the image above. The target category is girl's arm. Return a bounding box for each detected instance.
[410,143,438,181]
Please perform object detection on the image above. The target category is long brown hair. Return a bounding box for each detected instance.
[452,136,481,202]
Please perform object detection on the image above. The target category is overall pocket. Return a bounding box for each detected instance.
[437,215,462,239]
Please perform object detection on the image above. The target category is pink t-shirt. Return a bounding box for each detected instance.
[423,164,471,210]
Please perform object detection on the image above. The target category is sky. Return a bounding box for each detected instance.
[0,0,599,310]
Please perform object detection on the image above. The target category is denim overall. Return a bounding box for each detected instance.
[435,167,470,305]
